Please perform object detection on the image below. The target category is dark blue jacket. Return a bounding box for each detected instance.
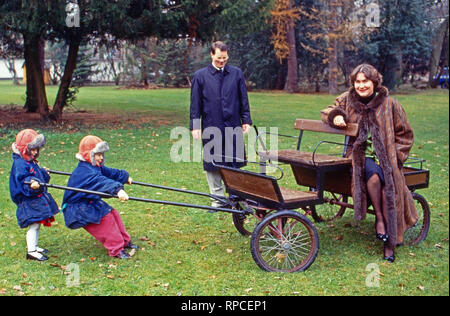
[9,154,59,228]
[190,64,252,171]
[62,161,129,229]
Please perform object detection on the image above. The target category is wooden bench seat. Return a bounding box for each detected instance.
[260,149,352,167]
[217,164,319,209]
[279,186,317,203]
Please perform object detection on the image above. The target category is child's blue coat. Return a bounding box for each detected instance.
[62,161,129,229]
[9,154,59,228]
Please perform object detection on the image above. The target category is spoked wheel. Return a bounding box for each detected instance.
[404,192,430,246]
[310,191,349,222]
[250,210,319,272]
[232,202,274,236]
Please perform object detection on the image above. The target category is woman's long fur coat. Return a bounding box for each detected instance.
[321,86,418,247]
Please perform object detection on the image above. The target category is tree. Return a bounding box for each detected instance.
[428,0,449,87]
[270,0,300,93]
[0,0,238,121]
[356,0,433,90]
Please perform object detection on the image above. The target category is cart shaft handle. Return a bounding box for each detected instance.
[24,181,248,215]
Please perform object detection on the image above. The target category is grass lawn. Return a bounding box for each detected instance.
[0,81,448,296]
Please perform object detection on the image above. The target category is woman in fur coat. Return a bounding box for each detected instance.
[320,64,418,262]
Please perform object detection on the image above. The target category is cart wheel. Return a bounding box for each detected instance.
[250,210,319,272]
[232,202,273,236]
[404,192,430,246]
[310,191,348,222]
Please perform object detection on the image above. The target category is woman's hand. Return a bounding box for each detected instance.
[333,115,347,128]
[117,189,129,201]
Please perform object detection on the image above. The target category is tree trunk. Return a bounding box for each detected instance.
[284,20,299,93]
[328,0,339,95]
[50,40,81,121]
[429,16,449,87]
[23,34,49,118]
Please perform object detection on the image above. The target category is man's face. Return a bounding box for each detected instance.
[210,48,229,69]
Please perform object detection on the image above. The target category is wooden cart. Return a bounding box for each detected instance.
[216,119,430,272]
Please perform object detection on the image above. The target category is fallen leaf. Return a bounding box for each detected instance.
[226,248,233,253]
[245,288,253,293]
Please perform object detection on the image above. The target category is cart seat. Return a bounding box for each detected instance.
[217,164,319,210]
[260,149,352,167]
[279,186,317,203]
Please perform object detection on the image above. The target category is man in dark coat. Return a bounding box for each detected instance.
[190,41,252,207]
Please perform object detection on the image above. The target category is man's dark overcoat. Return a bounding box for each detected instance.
[190,64,252,171]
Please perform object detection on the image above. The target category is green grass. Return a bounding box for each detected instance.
[0,81,448,296]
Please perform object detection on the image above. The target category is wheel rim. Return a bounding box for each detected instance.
[253,213,318,272]
[404,193,430,245]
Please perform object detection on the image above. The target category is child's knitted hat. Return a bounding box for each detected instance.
[76,135,109,166]
[12,129,46,161]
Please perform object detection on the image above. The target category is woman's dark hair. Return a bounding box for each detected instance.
[350,64,383,89]
[210,41,228,54]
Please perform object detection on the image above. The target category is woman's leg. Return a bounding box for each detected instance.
[367,173,386,236]
[381,189,395,259]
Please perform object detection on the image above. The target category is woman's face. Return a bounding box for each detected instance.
[354,72,374,98]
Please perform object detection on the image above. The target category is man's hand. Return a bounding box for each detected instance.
[117,189,129,202]
[333,115,347,128]
[242,124,251,134]
[191,129,201,140]
[30,180,40,190]
[127,177,133,185]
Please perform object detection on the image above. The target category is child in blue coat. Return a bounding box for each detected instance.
[9,129,59,261]
[62,135,138,259]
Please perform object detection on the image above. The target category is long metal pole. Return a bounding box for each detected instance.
[48,169,228,203]
[26,181,248,215]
